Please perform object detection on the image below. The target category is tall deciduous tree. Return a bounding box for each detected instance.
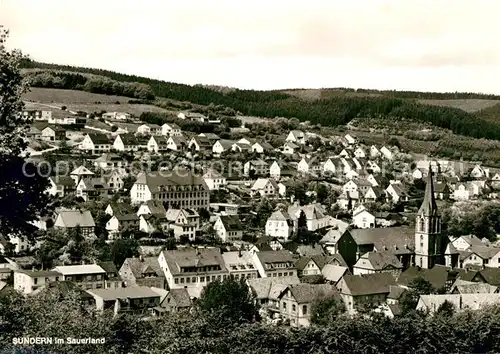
[197,277,257,324]
[0,27,52,239]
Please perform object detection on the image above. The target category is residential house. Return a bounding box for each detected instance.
[165,208,200,241]
[247,276,300,309]
[322,157,339,175]
[352,251,403,277]
[213,215,244,242]
[386,183,410,203]
[177,111,208,122]
[297,157,322,175]
[188,136,212,152]
[319,219,350,255]
[339,149,351,158]
[277,284,340,327]
[70,165,94,185]
[451,235,485,251]
[321,264,350,285]
[22,109,52,121]
[353,147,366,158]
[453,183,471,200]
[202,169,227,190]
[147,136,169,153]
[54,209,96,238]
[139,213,169,234]
[336,227,415,270]
[102,112,131,121]
[212,140,235,156]
[158,248,229,298]
[417,294,500,314]
[106,169,126,192]
[459,246,500,269]
[364,186,385,203]
[251,178,280,198]
[370,145,381,158]
[252,141,274,154]
[343,179,372,200]
[119,256,166,288]
[93,153,129,171]
[40,125,65,142]
[450,279,498,294]
[283,142,299,155]
[286,130,306,144]
[79,133,112,154]
[136,200,167,217]
[253,236,285,252]
[374,212,404,227]
[48,116,86,125]
[222,251,259,280]
[106,214,140,238]
[46,176,75,198]
[295,255,339,277]
[53,264,111,290]
[137,123,162,135]
[352,205,376,229]
[76,177,109,202]
[337,272,396,314]
[343,134,357,146]
[159,288,192,314]
[86,286,162,315]
[412,168,426,180]
[434,182,451,200]
[244,159,270,177]
[287,203,331,232]
[161,123,182,136]
[380,146,395,160]
[14,270,62,295]
[265,210,294,241]
[113,134,148,152]
[167,136,187,151]
[470,164,489,179]
[252,250,297,278]
[232,142,251,153]
[130,169,210,209]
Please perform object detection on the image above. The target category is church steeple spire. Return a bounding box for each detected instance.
[418,163,438,217]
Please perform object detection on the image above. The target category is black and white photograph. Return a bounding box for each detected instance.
[1,0,500,353]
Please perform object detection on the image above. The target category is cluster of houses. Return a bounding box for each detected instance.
[5,108,500,326]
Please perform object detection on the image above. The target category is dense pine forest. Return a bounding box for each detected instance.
[20,59,500,141]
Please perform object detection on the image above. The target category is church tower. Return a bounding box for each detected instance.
[414,165,445,269]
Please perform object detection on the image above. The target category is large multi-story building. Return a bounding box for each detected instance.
[158,248,228,298]
[130,169,210,209]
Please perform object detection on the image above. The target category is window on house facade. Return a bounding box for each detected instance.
[302,305,307,315]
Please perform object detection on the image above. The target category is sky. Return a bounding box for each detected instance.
[1,0,500,93]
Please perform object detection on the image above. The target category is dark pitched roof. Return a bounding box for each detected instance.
[388,285,407,300]
[43,281,93,300]
[419,166,439,217]
[166,288,192,307]
[342,273,396,296]
[282,284,339,304]
[88,133,110,144]
[479,268,500,286]
[135,169,208,191]
[123,257,164,278]
[396,265,455,290]
[347,227,415,254]
[218,215,243,231]
[97,261,118,275]
[257,250,295,267]
[359,251,403,271]
[161,248,226,276]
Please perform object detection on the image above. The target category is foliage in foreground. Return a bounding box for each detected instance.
[2,286,500,354]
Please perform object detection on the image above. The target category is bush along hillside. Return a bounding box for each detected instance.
[23,69,155,100]
[19,59,500,141]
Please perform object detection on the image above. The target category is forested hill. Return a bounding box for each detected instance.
[20,59,500,141]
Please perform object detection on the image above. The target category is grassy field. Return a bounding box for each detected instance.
[417,99,500,113]
[23,88,169,116]
[281,88,499,113]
